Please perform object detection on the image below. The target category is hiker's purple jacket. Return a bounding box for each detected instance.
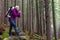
[9,8,20,20]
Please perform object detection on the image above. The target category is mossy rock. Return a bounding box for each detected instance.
[0,33,9,39]
[4,36,27,40]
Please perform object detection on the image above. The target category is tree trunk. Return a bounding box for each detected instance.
[26,0,28,31]
[52,0,58,40]
[4,0,8,24]
[39,0,45,40]
[36,0,39,34]
[31,0,34,35]
[22,0,24,32]
[39,0,44,36]
[27,0,32,34]
[44,0,52,40]
[0,0,1,25]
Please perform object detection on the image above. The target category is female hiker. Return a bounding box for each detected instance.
[6,6,21,37]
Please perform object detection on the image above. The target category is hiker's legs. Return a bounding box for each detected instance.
[13,24,19,35]
[10,18,19,35]
[9,18,19,35]
[9,18,13,36]
[9,24,12,36]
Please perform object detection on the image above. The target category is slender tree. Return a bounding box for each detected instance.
[36,0,39,34]
[22,0,24,32]
[4,0,8,24]
[14,0,16,6]
[31,0,34,35]
[44,0,52,40]
[52,0,58,40]
[26,0,28,31]
[39,0,44,36]
[39,0,45,40]
[0,0,4,24]
[28,0,32,34]
[0,0,1,25]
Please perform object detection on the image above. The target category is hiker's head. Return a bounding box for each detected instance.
[15,6,19,10]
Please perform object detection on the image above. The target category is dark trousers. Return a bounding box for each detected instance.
[9,18,19,36]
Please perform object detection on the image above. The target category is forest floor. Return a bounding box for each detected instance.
[0,24,42,40]
[0,24,60,40]
[0,31,45,40]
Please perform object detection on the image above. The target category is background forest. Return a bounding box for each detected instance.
[0,0,60,40]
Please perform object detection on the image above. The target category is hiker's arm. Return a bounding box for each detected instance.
[17,11,21,17]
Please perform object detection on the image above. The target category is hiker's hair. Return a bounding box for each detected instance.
[15,5,19,8]
[15,5,19,10]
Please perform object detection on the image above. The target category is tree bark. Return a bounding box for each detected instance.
[44,0,52,40]
[52,0,58,40]
[36,0,39,34]
[4,0,8,24]
[22,0,24,32]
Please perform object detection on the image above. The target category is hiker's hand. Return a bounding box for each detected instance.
[18,11,21,18]
[19,11,21,14]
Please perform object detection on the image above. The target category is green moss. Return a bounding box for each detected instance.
[0,33,9,39]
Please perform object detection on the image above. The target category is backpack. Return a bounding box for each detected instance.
[5,6,12,17]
